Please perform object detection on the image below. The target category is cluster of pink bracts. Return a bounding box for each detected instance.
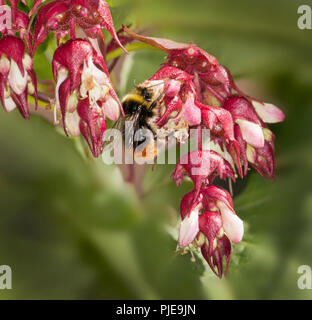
[0,0,128,156]
[0,1,284,278]
[127,30,284,277]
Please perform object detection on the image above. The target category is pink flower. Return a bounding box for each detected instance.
[0,3,32,50]
[150,66,201,127]
[52,39,122,156]
[172,150,235,198]
[124,27,285,179]
[0,35,37,119]
[245,128,276,178]
[178,186,243,278]
[223,96,278,178]
[252,101,285,124]
[123,27,230,99]
[122,28,285,277]
[33,0,126,55]
[201,234,231,279]
[178,203,200,247]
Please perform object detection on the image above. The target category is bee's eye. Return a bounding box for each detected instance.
[142,88,151,101]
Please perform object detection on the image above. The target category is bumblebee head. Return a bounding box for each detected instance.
[135,80,165,103]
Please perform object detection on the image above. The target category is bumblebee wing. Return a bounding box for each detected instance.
[103,112,141,151]
[124,112,141,151]
[103,116,125,150]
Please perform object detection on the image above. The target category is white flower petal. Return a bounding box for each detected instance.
[8,60,27,95]
[4,96,16,111]
[0,55,10,74]
[55,69,68,109]
[81,56,110,104]
[236,119,264,148]
[178,207,199,247]
[82,56,109,86]
[22,53,33,71]
[252,101,285,124]
[218,201,244,244]
[65,110,81,137]
[104,97,120,121]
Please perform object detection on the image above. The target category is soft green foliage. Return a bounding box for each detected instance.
[0,0,311,299]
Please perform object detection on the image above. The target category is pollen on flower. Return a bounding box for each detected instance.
[83,75,96,91]
[55,13,66,22]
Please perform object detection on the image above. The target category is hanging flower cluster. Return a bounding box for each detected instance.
[0,1,285,278]
[32,0,126,54]
[0,2,37,118]
[52,39,122,156]
[123,27,285,277]
[0,0,127,156]
[36,0,128,156]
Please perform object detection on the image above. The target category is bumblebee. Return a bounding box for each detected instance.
[108,80,166,160]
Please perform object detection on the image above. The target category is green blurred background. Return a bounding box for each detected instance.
[0,0,312,299]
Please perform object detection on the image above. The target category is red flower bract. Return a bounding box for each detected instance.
[178,186,243,278]
[0,35,37,119]
[173,150,235,198]
[33,0,126,55]
[0,2,286,280]
[123,27,284,277]
[124,26,285,179]
[52,39,122,157]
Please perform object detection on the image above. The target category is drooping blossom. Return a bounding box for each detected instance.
[123,26,285,179]
[123,27,284,277]
[172,150,235,199]
[178,186,243,278]
[52,39,122,157]
[149,66,201,128]
[0,2,32,50]
[33,0,126,55]
[0,0,285,280]
[0,35,37,119]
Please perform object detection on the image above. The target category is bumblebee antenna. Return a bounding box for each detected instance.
[134,80,166,90]
[145,81,166,89]
[133,79,139,88]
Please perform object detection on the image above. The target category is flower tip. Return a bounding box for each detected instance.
[104,97,120,121]
[9,60,28,95]
[178,208,199,247]
[218,201,244,244]
[236,119,264,148]
[181,94,201,126]
[252,101,285,124]
[228,217,244,244]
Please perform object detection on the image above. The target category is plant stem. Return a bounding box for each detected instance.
[106,42,160,62]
